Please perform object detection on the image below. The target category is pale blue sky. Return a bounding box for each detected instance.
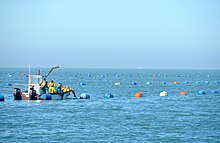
[0,0,220,69]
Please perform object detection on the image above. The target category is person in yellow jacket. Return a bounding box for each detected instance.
[48,80,56,94]
[49,80,56,87]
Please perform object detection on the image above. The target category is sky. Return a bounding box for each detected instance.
[0,0,220,69]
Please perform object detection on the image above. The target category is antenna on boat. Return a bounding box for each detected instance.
[28,64,31,84]
[28,64,31,95]
[44,66,60,79]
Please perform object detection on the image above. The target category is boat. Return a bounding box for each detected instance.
[13,65,76,100]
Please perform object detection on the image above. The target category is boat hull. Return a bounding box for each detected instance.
[19,93,71,100]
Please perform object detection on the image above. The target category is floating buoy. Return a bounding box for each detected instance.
[8,73,12,77]
[104,93,114,98]
[146,82,152,85]
[41,94,52,100]
[162,81,166,84]
[5,83,13,86]
[0,95,5,101]
[21,73,26,77]
[211,90,219,95]
[134,92,143,98]
[198,90,206,95]
[205,81,209,84]
[160,91,168,96]
[131,82,137,85]
[196,81,201,84]
[80,93,90,99]
[114,82,120,85]
[88,74,91,77]
[173,81,179,84]
[80,82,86,86]
[180,91,187,96]
[184,81,189,84]
[215,81,220,84]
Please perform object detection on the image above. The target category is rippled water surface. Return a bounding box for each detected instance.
[0,68,220,142]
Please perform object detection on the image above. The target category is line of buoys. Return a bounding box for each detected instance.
[40,94,52,100]
[198,90,206,95]
[104,93,114,98]
[180,91,187,96]
[134,92,143,98]
[160,91,168,96]
[0,95,5,101]
[80,93,90,99]
[5,83,13,86]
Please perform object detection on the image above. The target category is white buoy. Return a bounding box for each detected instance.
[146,82,151,85]
[160,91,168,96]
[114,82,120,85]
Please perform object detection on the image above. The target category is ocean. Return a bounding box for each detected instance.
[0,68,220,143]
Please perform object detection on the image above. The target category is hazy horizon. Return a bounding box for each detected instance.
[1,0,220,69]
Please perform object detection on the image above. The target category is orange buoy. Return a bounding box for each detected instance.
[134,92,143,98]
[180,91,187,96]
[173,81,179,84]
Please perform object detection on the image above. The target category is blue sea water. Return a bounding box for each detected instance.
[0,68,220,143]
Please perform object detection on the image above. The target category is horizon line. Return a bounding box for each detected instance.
[0,66,220,70]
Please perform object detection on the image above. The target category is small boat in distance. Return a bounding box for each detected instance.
[13,65,76,100]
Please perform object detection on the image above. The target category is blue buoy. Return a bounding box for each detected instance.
[184,81,189,84]
[211,90,219,95]
[198,90,206,95]
[205,81,209,84]
[0,95,5,101]
[5,83,13,86]
[41,94,52,100]
[162,81,166,84]
[104,93,114,98]
[80,93,90,99]
[131,82,137,85]
[80,82,86,86]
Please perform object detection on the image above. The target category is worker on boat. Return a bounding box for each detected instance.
[49,80,56,87]
[40,78,48,94]
[48,80,57,94]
